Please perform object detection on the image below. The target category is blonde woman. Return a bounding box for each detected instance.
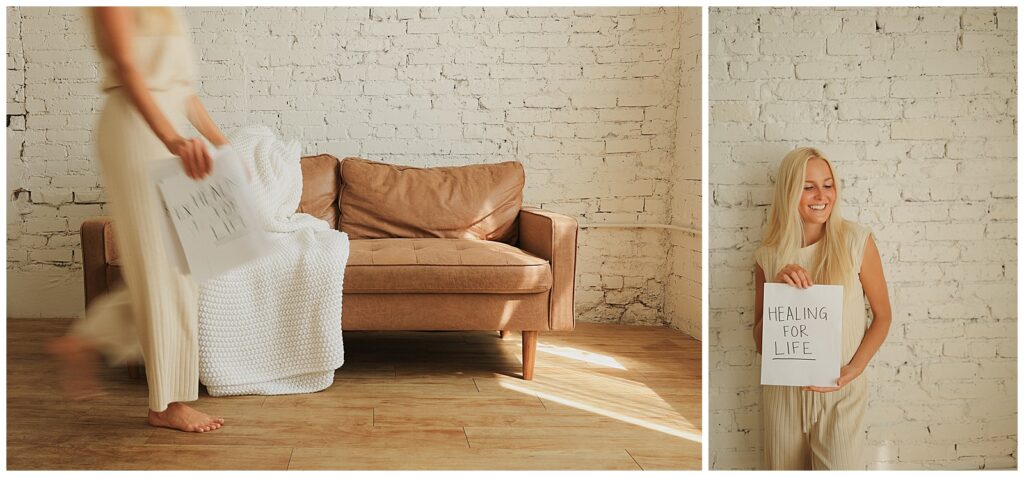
[752,147,892,469]
[48,7,226,432]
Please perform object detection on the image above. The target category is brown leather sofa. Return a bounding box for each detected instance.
[80,155,578,380]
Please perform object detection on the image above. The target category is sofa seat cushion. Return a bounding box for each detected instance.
[106,238,552,295]
[345,238,551,294]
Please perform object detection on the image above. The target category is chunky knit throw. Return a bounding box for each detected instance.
[197,125,348,396]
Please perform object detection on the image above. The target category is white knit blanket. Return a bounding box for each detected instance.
[196,125,348,396]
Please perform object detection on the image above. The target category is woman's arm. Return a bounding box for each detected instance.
[843,235,892,380]
[93,7,211,180]
[185,96,252,181]
[186,95,228,147]
[754,265,766,354]
[805,234,892,392]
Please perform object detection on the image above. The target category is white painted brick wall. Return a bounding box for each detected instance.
[710,7,1016,470]
[7,7,699,328]
[667,8,701,338]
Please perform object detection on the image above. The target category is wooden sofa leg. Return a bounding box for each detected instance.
[127,361,140,379]
[522,331,537,380]
[499,330,511,339]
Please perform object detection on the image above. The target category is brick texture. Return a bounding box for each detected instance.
[7,6,700,330]
[667,8,701,338]
[710,7,1016,470]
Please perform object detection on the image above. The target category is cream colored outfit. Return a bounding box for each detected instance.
[755,222,872,470]
[70,8,200,412]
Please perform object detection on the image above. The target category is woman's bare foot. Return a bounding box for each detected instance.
[148,402,225,432]
[45,335,105,400]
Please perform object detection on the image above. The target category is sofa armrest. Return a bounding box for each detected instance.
[517,207,578,331]
[81,216,113,308]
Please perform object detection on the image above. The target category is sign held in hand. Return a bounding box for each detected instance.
[149,146,271,283]
[760,283,843,387]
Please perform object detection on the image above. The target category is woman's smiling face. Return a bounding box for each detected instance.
[798,157,835,226]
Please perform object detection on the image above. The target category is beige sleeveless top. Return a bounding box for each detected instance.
[91,7,197,93]
[755,222,872,365]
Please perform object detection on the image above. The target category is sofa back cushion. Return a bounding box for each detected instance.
[297,154,341,229]
[338,157,524,245]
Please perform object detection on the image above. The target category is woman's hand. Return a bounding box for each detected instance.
[167,136,213,180]
[802,363,864,393]
[775,264,813,288]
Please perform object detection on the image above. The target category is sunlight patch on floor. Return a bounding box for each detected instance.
[499,380,701,443]
[534,343,627,370]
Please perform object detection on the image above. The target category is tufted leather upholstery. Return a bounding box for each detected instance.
[108,237,552,295]
[296,154,340,228]
[338,157,523,245]
[345,238,551,294]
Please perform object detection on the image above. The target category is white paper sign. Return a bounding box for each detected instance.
[149,146,270,283]
[760,283,844,387]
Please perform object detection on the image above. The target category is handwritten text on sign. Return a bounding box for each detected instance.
[165,177,246,244]
[760,283,843,387]
[153,148,270,283]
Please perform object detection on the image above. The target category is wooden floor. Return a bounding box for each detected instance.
[7,318,701,470]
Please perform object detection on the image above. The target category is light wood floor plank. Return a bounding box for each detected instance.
[8,318,701,470]
[289,446,642,470]
[628,444,703,470]
[463,425,698,450]
[7,444,293,470]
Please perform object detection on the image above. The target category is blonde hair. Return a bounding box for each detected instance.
[758,147,854,286]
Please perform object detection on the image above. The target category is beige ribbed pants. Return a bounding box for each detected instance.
[762,378,867,470]
[70,85,198,412]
